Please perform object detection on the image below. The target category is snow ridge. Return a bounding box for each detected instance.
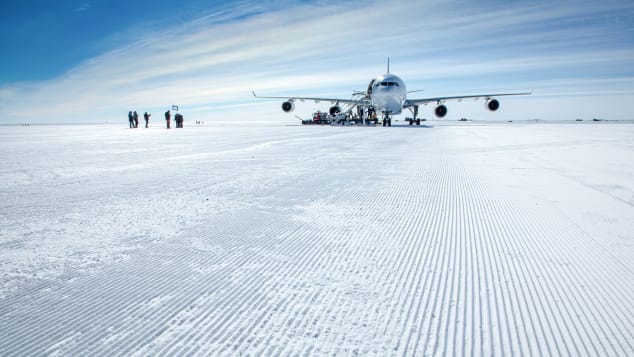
[0,124,632,355]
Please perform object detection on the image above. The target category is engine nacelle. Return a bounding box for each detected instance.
[435,104,448,118]
[329,105,341,116]
[282,101,295,113]
[487,99,500,111]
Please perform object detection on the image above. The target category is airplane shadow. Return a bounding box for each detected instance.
[283,123,435,129]
[387,124,434,129]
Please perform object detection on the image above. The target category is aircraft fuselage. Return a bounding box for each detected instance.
[369,74,406,115]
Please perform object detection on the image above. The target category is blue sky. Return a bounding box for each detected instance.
[1,0,633,123]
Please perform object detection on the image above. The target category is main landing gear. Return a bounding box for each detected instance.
[408,105,421,126]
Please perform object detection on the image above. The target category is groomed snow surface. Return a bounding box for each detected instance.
[1,122,633,355]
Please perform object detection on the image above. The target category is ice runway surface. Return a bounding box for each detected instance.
[1,122,633,355]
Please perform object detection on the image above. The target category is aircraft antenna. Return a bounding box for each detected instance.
[387,57,390,74]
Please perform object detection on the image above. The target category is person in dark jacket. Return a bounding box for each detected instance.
[133,111,139,128]
[144,112,151,128]
[175,113,183,128]
[128,111,134,128]
[165,110,171,129]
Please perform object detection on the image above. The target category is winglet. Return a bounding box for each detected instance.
[251,91,257,98]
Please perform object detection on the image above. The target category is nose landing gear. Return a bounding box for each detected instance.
[382,113,392,127]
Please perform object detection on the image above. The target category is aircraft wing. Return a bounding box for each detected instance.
[252,92,367,106]
[404,92,531,107]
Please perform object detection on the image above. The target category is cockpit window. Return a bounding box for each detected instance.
[379,81,399,87]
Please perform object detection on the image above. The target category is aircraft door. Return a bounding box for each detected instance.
[367,79,376,96]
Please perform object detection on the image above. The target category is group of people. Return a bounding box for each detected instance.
[128,111,151,128]
[127,110,184,129]
[164,110,184,129]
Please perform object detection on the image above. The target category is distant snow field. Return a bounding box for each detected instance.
[1,122,632,355]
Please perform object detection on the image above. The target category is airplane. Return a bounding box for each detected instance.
[252,59,531,126]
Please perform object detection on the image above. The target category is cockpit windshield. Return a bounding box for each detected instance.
[379,81,399,87]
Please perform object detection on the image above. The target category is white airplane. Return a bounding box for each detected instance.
[253,59,530,126]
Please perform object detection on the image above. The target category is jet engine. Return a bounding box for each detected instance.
[435,104,448,118]
[487,99,500,111]
[282,101,295,113]
[329,105,341,116]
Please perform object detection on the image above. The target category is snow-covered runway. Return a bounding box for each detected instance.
[1,122,633,355]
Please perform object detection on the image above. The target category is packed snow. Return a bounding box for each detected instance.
[1,122,633,355]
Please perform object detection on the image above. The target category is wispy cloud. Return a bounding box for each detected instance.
[74,2,93,12]
[2,0,633,123]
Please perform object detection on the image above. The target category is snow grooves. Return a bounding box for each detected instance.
[1,126,632,355]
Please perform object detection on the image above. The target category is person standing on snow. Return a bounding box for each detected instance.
[144,112,151,128]
[165,110,171,129]
[128,111,134,128]
[133,111,139,128]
